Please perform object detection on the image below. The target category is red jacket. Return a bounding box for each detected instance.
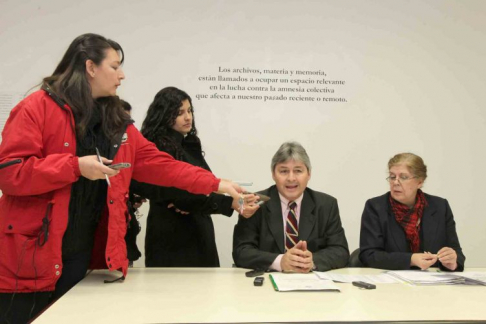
[0,90,220,293]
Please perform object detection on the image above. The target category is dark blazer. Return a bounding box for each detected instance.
[131,129,233,267]
[233,186,349,271]
[359,192,465,271]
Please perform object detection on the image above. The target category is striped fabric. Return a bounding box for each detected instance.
[285,202,298,251]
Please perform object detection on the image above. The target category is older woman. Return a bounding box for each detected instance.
[359,153,465,271]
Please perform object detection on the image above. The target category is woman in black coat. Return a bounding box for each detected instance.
[359,153,465,271]
[133,87,258,267]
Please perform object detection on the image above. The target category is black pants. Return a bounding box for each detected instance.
[0,292,50,324]
[50,250,92,302]
[0,250,91,324]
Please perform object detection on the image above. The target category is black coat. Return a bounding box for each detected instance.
[359,192,465,271]
[233,186,349,271]
[131,130,233,267]
[125,195,142,262]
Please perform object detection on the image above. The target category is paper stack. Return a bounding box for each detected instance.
[453,272,486,286]
[386,270,465,285]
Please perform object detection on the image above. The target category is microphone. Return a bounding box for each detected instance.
[0,159,21,170]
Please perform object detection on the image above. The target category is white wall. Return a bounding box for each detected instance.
[1,0,486,268]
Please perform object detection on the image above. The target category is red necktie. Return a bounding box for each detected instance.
[285,202,298,251]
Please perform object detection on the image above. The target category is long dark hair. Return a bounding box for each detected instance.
[141,87,199,159]
[42,33,131,142]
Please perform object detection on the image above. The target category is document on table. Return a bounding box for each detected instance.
[314,272,400,284]
[269,273,340,292]
[451,272,486,286]
[386,270,464,285]
[314,270,486,286]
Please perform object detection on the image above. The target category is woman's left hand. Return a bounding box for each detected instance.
[437,247,458,271]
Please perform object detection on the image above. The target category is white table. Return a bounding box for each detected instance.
[34,267,486,323]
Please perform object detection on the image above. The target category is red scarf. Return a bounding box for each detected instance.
[389,189,428,253]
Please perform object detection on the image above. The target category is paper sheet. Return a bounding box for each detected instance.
[270,273,340,291]
[315,272,400,284]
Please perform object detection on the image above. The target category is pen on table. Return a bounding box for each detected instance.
[95,147,111,187]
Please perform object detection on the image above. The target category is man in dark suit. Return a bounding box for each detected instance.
[233,142,349,272]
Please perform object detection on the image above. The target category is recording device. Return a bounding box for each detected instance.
[245,269,265,277]
[253,277,264,286]
[109,162,131,170]
[252,193,270,202]
[243,192,270,206]
[352,281,376,289]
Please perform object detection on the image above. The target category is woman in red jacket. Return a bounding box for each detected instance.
[0,33,242,324]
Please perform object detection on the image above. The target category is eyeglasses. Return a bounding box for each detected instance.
[386,175,417,183]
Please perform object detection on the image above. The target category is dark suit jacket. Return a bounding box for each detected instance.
[233,186,349,271]
[359,192,465,271]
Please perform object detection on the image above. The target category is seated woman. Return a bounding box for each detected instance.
[359,153,465,271]
[132,87,258,267]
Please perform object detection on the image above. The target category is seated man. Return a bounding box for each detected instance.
[233,141,349,272]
